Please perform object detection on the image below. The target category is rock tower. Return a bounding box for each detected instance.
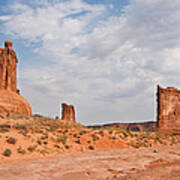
[0,41,32,117]
[157,85,180,134]
[61,103,75,122]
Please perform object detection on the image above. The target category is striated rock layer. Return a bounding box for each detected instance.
[0,90,32,117]
[0,41,32,117]
[157,85,180,134]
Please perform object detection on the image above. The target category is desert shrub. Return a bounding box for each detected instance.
[40,149,49,155]
[13,124,28,130]
[49,127,57,132]
[19,130,28,137]
[17,147,26,154]
[27,145,37,152]
[131,142,141,149]
[3,149,12,157]
[56,135,67,145]
[128,131,134,138]
[87,140,91,144]
[34,128,44,133]
[0,128,9,133]
[75,139,81,144]
[112,136,116,140]
[37,139,42,145]
[43,141,48,145]
[132,144,140,149]
[79,130,87,135]
[58,130,63,133]
[73,134,77,138]
[0,124,11,129]
[40,135,48,140]
[54,144,60,148]
[7,137,17,144]
[88,145,94,150]
[92,134,100,141]
[63,129,68,133]
[122,131,128,138]
[155,136,163,144]
[98,130,104,137]
[65,145,70,149]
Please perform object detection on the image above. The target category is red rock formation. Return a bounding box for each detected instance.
[0,41,18,92]
[88,122,157,131]
[157,85,180,134]
[61,103,75,122]
[0,41,32,117]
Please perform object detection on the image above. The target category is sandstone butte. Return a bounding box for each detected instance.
[61,103,76,122]
[0,41,32,117]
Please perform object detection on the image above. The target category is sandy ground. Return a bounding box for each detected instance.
[0,146,180,180]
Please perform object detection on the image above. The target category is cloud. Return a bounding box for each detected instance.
[1,0,180,124]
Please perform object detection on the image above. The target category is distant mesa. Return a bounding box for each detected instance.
[0,41,32,118]
[61,103,76,122]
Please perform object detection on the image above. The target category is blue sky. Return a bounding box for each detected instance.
[0,0,180,125]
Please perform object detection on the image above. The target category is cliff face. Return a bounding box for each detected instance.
[157,85,180,134]
[0,41,32,117]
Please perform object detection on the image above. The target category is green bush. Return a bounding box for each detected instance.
[17,147,26,154]
[27,145,37,152]
[3,149,12,157]
[7,137,17,144]
[88,145,94,150]
[13,124,28,130]
[56,135,67,145]
[75,139,81,144]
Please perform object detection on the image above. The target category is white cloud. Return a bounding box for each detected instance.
[1,0,180,125]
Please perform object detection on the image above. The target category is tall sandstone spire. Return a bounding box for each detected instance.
[157,85,180,134]
[0,41,18,92]
[61,103,76,122]
[0,41,32,117]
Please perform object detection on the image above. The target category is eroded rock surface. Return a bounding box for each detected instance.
[61,103,75,122]
[0,41,32,116]
[157,85,180,134]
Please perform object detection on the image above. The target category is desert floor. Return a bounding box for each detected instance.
[0,114,180,179]
[0,146,180,180]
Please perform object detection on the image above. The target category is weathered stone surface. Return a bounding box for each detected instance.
[157,85,180,134]
[61,103,75,122]
[0,41,32,117]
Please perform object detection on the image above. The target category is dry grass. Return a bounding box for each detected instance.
[0,112,180,159]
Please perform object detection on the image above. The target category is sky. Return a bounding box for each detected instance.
[0,0,180,125]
